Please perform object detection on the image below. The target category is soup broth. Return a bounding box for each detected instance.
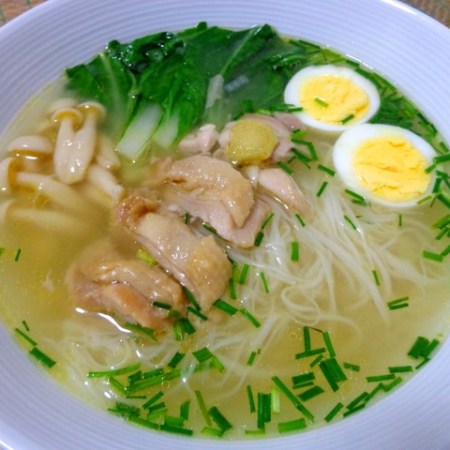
[0,23,449,439]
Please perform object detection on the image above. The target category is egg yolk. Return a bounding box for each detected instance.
[300,75,369,125]
[352,136,431,202]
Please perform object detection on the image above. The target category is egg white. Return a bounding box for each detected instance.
[333,124,436,207]
[284,65,380,133]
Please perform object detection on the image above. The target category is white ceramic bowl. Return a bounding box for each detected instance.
[1,1,450,449]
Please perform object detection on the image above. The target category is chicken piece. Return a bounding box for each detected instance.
[178,124,219,154]
[257,168,309,214]
[117,192,232,310]
[67,239,184,329]
[156,155,254,228]
[162,184,269,248]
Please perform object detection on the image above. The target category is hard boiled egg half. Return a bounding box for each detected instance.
[333,124,436,207]
[284,65,380,133]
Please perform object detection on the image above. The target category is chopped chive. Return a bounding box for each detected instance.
[201,426,224,437]
[209,406,232,432]
[291,129,307,141]
[342,403,366,417]
[257,392,272,428]
[387,296,410,310]
[271,376,314,421]
[152,301,172,310]
[228,278,238,300]
[417,194,434,205]
[15,328,37,347]
[213,299,238,316]
[88,362,141,378]
[278,418,307,433]
[167,352,185,369]
[310,354,325,367]
[316,181,328,197]
[441,245,450,256]
[322,331,336,358]
[346,392,369,410]
[163,415,184,428]
[422,250,444,262]
[21,320,30,332]
[398,214,403,227]
[109,402,140,418]
[271,388,281,414]
[372,269,381,286]
[193,347,215,364]
[291,241,300,261]
[408,336,440,359]
[341,113,355,124]
[136,248,157,265]
[195,390,211,426]
[183,212,190,224]
[187,306,208,321]
[382,376,403,392]
[343,362,360,372]
[127,415,159,430]
[258,272,270,294]
[295,213,306,227]
[314,96,329,107]
[389,365,413,373]
[247,385,256,413]
[318,164,336,176]
[245,428,266,436]
[434,153,450,165]
[319,358,347,392]
[343,215,357,230]
[291,148,312,168]
[182,287,201,311]
[292,372,315,389]
[437,192,450,209]
[143,391,164,409]
[178,318,196,336]
[344,189,367,205]
[293,140,318,161]
[160,423,193,436]
[324,402,344,422]
[298,385,325,401]
[366,373,396,383]
[238,263,250,285]
[173,321,184,341]
[303,326,311,352]
[180,400,190,421]
[277,161,294,175]
[247,349,261,366]
[254,231,265,247]
[439,141,450,153]
[14,248,22,262]
[0,247,5,257]
[295,347,326,359]
[239,308,261,328]
[109,376,129,395]
[124,322,157,341]
[29,346,56,368]
[262,212,274,229]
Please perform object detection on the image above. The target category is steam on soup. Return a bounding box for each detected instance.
[0,23,449,439]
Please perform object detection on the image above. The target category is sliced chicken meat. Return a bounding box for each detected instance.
[66,239,184,329]
[160,155,254,228]
[117,192,232,310]
[162,183,269,247]
[178,124,219,155]
[257,167,309,215]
